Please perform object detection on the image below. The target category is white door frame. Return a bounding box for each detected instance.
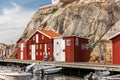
[61,40,65,61]
[31,45,36,60]
[20,43,24,60]
[20,52,23,60]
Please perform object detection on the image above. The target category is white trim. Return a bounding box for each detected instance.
[26,30,61,42]
[36,34,39,43]
[20,52,23,60]
[26,30,51,41]
[31,45,36,60]
[109,32,120,40]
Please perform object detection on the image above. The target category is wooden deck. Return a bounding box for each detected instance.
[0,59,120,72]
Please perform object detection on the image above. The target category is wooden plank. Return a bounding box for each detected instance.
[0,59,120,72]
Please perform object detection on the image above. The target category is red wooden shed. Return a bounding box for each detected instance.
[26,30,61,61]
[63,36,91,62]
[17,37,28,60]
[109,32,120,64]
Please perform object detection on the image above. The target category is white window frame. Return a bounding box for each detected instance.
[66,40,71,46]
[40,44,42,49]
[36,34,39,43]
[42,35,44,40]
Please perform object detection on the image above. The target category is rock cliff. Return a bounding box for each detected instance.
[23,0,120,42]
[19,0,120,63]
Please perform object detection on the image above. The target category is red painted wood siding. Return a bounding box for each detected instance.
[64,37,75,62]
[27,31,53,61]
[17,39,27,60]
[111,35,120,64]
[64,37,91,62]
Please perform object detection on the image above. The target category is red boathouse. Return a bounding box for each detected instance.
[63,36,91,62]
[17,37,28,60]
[109,32,120,64]
[26,30,61,61]
[17,30,91,62]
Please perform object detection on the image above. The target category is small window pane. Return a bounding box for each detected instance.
[36,52,38,55]
[40,44,42,49]
[66,40,71,46]
[40,52,42,55]
[36,44,38,49]
[48,43,50,49]
[42,35,44,40]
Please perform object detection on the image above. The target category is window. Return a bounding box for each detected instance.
[36,34,39,43]
[29,52,31,55]
[42,35,44,40]
[21,43,24,51]
[40,44,42,49]
[48,43,50,49]
[36,44,38,49]
[19,43,24,47]
[40,52,42,55]
[66,40,71,46]
[75,38,79,46]
[33,36,35,41]
[36,52,38,56]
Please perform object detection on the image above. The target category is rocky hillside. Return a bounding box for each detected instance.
[21,0,120,63]
[23,0,120,42]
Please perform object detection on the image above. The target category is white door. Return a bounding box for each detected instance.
[56,42,61,61]
[21,52,23,60]
[31,45,36,60]
[61,40,65,61]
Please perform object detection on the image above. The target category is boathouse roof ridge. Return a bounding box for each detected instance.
[16,37,28,43]
[109,32,120,40]
[26,30,62,41]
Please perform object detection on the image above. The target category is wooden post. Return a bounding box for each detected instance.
[41,69,44,78]
[78,68,80,76]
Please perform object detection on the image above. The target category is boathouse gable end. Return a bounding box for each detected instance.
[17,37,27,60]
[26,30,61,61]
[109,32,120,64]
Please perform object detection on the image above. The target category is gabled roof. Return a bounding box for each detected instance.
[109,32,120,40]
[26,30,61,41]
[17,37,28,43]
[40,30,61,38]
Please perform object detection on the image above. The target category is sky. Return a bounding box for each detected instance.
[0,0,51,45]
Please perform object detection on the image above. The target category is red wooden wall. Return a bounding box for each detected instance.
[17,39,27,60]
[64,36,91,62]
[27,31,53,61]
[111,35,120,64]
